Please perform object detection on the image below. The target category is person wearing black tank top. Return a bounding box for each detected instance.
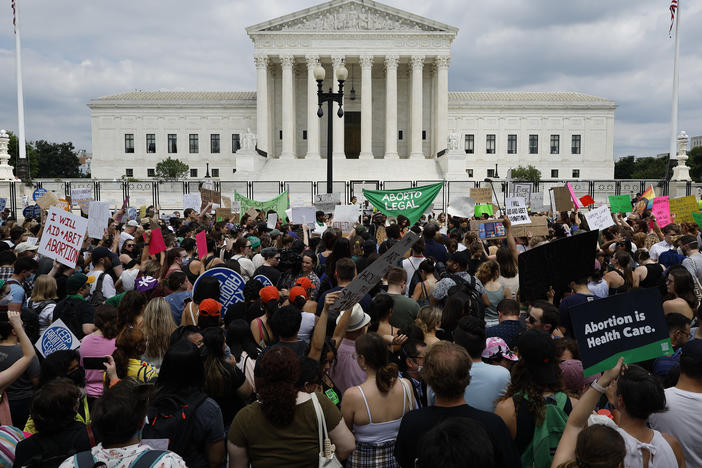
[634,249,665,289]
[604,251,637,296]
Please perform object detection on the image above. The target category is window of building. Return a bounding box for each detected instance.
[124,134,134,153]
[550,135,560,154]
[465,134,474,154]
[168,134,177,153]
[551,169,559,178]
[302,130,307,140]
[147,168,155,177]
[211,168,220,178]
[146,134,156,153]
[125,168,134,177]
[507,134,517,154]
[466,169,474,178]
[572,169,580,178]
[189,134,199,153]
[487,169,496,178]
[211,134,220,154]
[572,135,581,154]
[529,135,538,154]
[190,168,198,178]
[232,134,241,153]
[398,130,403,140]
[486,134,496,154]
[422,130,427,140]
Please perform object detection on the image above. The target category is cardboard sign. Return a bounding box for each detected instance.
[571,288,672,376]
[518,230,598,301]
[583,205,615,231]
[245,207,259,220]
[608,195,632,214]
[314,193,342,213]
[552,187,574,212]
[37,207,87,268]
[505,197,531,226]
[87,201,111,240]
[145,228,167,256]
[579,195,595,207]
[36,191,59,210]
[511,216,549,238]
[192,267,245,307]
[71,188,92,214]
[291,206,317,225]
[183,193,202,213]
[512,183,532,206]
[669,195,699,224]
[231,201,241,213]
[333,205,361,224]
[200,188,221,211]
[215,208,232,222]
[330,232,419,314]
[221,196,232,209]
[470,187,493,204]
[34,319,80,358]
[652,196,672,228]
[195,230,207,259]
[139,205,147,219]
[567,183,582,209]
[56,199,70,211]
[266,213,278,229]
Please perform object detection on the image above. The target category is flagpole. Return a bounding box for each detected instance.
[669,0,680,162]
[14,0,27,177]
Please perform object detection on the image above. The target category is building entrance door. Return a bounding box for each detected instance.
[344,111,361,159]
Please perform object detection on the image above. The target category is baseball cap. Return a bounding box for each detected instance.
[295,277,316,290]
[288,286,308,304]
[66,273,95,294]
[560,359,586,394]
[517,329,558,385]
[248,236,261,250]
[259,285,280,304]
[91,247,113,262]
[269,229,283,237]
[125,220,139,228]
[481,337,518,361]
[14,242,38,254]
[199,298,222,317]
[337,303,370,332]
[136,275,158,293]
[261,247,279,259]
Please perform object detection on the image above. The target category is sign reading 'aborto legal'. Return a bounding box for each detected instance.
[570,288,672,377]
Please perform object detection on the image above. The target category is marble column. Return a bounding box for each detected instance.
[384,55,399,159]
[305,55,320,159]
[435,56,450,158]
[331,55,345,159]
[359,55,374,159]
[409,55,425,159]
[280,55,295,159]
[254,55,268,155]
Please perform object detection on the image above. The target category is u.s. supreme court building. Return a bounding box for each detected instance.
[88,0,616,183]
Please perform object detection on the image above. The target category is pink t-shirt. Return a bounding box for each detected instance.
[80,333,116,398]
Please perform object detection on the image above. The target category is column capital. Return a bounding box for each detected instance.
[434,55,450,70]
[280,55,295,68]
[359,55,374,69]
[305,55,320,68]
[410,55,425,70]
[331,55,345,68]
[254,55,269,69]
[384,54,400,70]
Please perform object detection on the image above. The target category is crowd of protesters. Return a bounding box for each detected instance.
[0,191,699,468]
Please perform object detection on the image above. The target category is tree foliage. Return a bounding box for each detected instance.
[688,146,702,182]
[510,165,541,183]
[6,131,81,178]
[615,155,671,180]
[155,157,189,180]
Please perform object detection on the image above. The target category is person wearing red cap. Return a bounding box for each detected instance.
[198,298,223,330]
[288,286,315,342]
[250,286,279,347]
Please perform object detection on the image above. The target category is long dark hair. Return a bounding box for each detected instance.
[226,319,261,361]
[500,358,564,425]
[667,264,698,310]
[94,304,120,340]
[613,251,634,289]
[156,340,204,396]
[117,291,147,330]
[256,346,300,426]
[202,327,237,397]
[496,245,517,278]
[326,237,352,279]
[112,327,147,379]
[355,333,398,393]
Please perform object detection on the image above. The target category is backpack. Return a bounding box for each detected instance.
[141,392,208,460]
[516,392,571,468]
[88,273,107,307]
[444,273,485,321]
[73,449,168,468]
[52,297,86,340]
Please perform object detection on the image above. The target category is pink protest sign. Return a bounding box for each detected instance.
[567,183,582,209]
[145,228,167,256]
[196,230,208,260]
[652,196,671,228]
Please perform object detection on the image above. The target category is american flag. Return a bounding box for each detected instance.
[669,0,678,36]
[10,0,16,33]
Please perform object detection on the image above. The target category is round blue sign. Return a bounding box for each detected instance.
[22,205,41,219]
[40,324,75,356]
[254,274,273,287]
[192,267,245,308]
[32,188,47,201]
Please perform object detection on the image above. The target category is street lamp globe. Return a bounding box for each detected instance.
[314,64,326,82]
[336,64,348,82]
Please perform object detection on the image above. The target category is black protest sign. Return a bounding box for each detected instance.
[518,229,598,302]
[570,288,672,376]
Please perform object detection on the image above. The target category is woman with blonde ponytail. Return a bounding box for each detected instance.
[341,332,415,467]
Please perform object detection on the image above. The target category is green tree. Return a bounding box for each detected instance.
[33,140,81,178]
[510,165,541,183]
[7,131,39,178]
[688,146,702,182]
[155,157,189,180]
[629,156,668,180]
[614,156,636,179]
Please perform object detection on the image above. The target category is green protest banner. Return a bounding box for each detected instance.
[608,195,632,214]
[234,191,289,222]
[474,204,494,217]
[692,211,702,229]
[362,182,443,224]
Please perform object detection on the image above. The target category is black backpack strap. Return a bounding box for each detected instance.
[129,450,168,468]
[73,450,96,468]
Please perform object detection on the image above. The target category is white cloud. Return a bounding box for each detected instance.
[0,0,700,159]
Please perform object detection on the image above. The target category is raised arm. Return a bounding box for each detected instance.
[502,216,519,264]
[309,291,340,361]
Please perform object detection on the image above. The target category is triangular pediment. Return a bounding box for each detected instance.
[247,0,457,34]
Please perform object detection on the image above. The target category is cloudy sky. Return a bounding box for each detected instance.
[0,0,700,159]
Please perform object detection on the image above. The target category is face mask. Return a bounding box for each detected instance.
[416,366,423,373]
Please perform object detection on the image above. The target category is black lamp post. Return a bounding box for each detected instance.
[314,62,348,194]
[484,177,504,216]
